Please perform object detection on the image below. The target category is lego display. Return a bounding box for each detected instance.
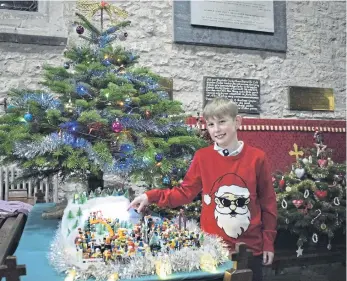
[49,192,229,280]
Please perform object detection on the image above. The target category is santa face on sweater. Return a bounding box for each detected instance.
[204,173,251,239]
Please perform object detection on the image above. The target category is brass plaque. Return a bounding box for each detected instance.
[288,86,334,111]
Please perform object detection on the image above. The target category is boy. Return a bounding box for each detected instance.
[128,97,277,281]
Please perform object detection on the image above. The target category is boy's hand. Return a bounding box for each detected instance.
[263,251,274,265]
[127,194,149,212]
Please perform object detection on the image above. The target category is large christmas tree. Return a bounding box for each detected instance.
[0,2,206,194]
[273,129,346,255]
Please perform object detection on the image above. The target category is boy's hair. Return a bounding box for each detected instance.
[203,97,238,120]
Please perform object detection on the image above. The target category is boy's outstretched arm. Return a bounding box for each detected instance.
[129,152,203,212]
[257,154,277,265]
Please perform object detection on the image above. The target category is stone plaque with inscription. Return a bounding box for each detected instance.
[288,86,335,111]
[203,77,260,114]
[173,1,286,52]
[191,1,274,33]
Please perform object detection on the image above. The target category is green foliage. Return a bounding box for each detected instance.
[150,101,184,116]
[92,142,113,163]
[77,110,108,124]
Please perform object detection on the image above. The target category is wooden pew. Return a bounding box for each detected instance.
[0,214,27,265]
[0,256,26,281]
[224,243,253,281]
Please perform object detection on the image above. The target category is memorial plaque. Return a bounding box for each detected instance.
[288,86,335,111]
[203,77,260,114]
[191,1,274,33]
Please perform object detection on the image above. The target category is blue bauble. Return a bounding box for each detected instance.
[120,143,133,153]
[172,166,178,174]
[63,62,70,69]
[162,176,171,185]
[155,153,163,162]
[76,85,88,96]
[24,112,33,122]
[102,59,112,66]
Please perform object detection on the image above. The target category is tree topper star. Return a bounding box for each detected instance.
[314,143,327,157]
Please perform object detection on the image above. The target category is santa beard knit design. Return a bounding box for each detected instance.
[204,173,251,239]
[214,208,251,238]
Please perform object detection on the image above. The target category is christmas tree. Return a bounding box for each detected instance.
[273,128,346,255]
[0,1,206,192]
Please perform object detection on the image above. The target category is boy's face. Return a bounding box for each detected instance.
[206,115,241,148]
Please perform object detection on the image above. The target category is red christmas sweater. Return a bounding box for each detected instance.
[146,144,277,255]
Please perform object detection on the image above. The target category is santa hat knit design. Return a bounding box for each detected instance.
[203,173,248,205]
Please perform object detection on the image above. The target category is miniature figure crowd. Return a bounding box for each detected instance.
[74,211,204,263]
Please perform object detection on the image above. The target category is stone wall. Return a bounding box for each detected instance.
[0,1,345,119]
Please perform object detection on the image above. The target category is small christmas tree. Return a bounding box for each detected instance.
[72,219,79,229]
[76,207,83,217]
[67,210,75,219]
[78,192,87,204]
[273,128,346,255]
[88,190,95,199]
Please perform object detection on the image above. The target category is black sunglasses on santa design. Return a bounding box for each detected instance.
[215,196,249,208]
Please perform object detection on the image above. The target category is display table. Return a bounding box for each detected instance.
[15,203,233,281]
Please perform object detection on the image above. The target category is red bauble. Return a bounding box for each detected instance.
[112,121,123,133]
[317,159,328,168]
[144,110,151,119]
[315,190,327,199]
[76,25,84,35]
[292,199,304,208]
[279,179,285,189]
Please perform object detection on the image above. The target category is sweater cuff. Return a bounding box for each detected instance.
[262,230,277,253]
[145,189,160,204]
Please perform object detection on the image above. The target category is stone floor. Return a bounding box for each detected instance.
[263,263,346,281]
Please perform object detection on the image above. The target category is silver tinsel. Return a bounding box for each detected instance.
[49,221,229,280]
[115,117,186,136]
[12,93,62,111]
